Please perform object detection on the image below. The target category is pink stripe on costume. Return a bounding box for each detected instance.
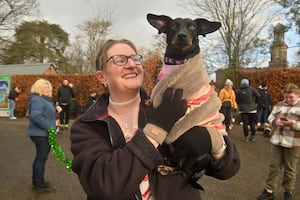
[197,112,220,126]
[185,83,226,133]
[186,83,215,107]
[157,64,181,82]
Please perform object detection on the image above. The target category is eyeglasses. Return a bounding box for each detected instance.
[106,54,143,66]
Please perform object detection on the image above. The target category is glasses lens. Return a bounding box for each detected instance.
[113,55,127,66]
[108,54,143,66]
[130,55,143,64]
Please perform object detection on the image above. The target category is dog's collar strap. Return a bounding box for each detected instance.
[164,56,188,65]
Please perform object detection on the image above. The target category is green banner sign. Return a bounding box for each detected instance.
[0,75,11,117]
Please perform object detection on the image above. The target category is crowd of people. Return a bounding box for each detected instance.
[6,38,299,200]
[217,78,300,200]
[218,78,272,141]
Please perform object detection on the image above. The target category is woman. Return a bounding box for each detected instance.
[257,83,300,200]
[219,79,238,132]
[27,79,61,192]
[70,39,240,200]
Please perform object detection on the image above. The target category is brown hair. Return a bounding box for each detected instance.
[95,39,138,71]
[283,83,300,95]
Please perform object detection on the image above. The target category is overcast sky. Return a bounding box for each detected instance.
[39,0,190,48]
[39,0,299,65]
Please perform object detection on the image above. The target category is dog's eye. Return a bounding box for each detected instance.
[189,24,196,30]
[171,23,178,30]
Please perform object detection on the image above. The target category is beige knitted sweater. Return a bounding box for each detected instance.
[151,53,227,154]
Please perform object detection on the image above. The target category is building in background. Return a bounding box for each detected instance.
[269,23,289,68]
[0,63,58,117]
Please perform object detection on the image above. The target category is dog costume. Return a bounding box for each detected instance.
[151,53,227,155]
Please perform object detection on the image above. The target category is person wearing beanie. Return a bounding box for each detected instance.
[219,79,238,132]
[236,79,261,142]
[240,79,249,85]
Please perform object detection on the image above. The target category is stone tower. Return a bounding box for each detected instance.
[269,23,289,68]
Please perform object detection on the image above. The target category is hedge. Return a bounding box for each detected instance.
[238,67,300,105]
[10,66,300,117]
[12,74,104,118]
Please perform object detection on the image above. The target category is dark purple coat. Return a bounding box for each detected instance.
[70,91,240,200]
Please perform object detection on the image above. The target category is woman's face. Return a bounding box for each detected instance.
[97,43,144,97]
[284,92,299,105]
[225,85,232,89]
[42,83,50,96]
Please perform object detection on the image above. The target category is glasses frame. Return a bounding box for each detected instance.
[106,54,143,66]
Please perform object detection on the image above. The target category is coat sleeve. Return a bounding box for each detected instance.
[231,91,238,109]
[29,97,52,130]
[218,89,225,102]
[70,119,164,200]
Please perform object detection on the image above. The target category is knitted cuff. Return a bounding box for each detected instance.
[208,128,227,154]
[143,123,167,145]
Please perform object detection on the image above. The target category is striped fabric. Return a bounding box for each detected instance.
[268,99,300,147]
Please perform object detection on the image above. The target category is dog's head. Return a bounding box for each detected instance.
[147,13,221,59]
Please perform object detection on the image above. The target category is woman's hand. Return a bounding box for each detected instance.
[56,105,62,113]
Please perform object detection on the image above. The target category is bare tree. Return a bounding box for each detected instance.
[62,2,113,73]
[64,35,88,73]
[76,18,112,73]
[0,0,39,42]
[183,0,283,83]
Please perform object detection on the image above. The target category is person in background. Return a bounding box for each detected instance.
[257,83,300,200]
[219,79,238,133]
[70,39,240,200]
[257,82,272,128]
[27,79,62,192]
[8,86,21,119]
[56,78,75,129]
[236,78,260,142]
[83,89,99,112]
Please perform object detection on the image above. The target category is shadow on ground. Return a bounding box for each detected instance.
[0,118,299,200]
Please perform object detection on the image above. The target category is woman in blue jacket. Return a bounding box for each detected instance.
[27,79,61,192]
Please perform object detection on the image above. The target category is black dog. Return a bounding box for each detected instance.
[147,13,222,189]
[146,13,221,63]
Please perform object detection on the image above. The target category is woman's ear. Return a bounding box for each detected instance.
[96,71,107,87]
[96,70,105,83]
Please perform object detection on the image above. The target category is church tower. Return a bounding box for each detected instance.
[269,23,289,68]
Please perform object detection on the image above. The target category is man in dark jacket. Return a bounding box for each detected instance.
[56,79,75,129]
[83,89,99,112]
[236,79,261,142]
[257,82,272,128]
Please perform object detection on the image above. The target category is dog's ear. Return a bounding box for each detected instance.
[194,18,221,37]
[146,13,172,34]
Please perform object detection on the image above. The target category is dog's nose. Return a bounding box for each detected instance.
[177,34,187,40]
